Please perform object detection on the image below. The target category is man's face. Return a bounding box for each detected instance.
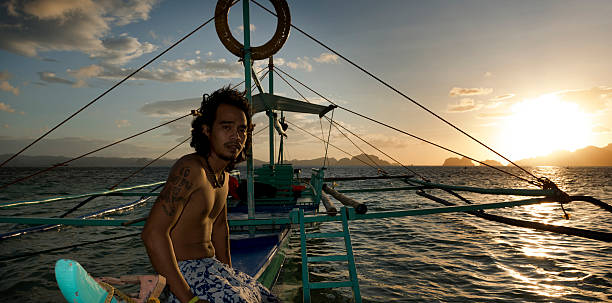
[203,103,248,161]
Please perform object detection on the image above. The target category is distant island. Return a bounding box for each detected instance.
[3,143,610,167]
[283,154,394,167]
[441,144,612,167]
[480,160,504,167]
[442,156,474,166]
[515,144,612,167]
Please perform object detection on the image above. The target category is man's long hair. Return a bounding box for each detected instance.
[190,85,252,171]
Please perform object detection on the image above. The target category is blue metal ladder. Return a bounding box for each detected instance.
[299,207,361,302]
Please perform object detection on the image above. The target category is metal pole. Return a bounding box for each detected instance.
[268,57,275,165]
[243,0,255,221]
[268,110,274,165]
[269,56,285,164]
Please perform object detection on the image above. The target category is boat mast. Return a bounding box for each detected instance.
[242,0,255,221]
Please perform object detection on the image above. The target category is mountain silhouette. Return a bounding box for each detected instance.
[515,144,612,166]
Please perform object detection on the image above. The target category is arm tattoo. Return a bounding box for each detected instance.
[160,167,193,216]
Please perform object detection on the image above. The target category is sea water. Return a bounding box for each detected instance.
[0,166,610,302]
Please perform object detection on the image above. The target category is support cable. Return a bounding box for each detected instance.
[274,70,387,174]
[319,120,326,153]
[58,183,163,220]
[254,125,270,136]
[275,67,538,187]
[322,109,335,167]
[0,65,268,191]
[0,1,240,169]
[231,65,269,91]
[330,120,427,180]
[108,137,191,190]
[0,114,190,191]
[251,0,540,185]
[286,121,380,170]
[331,122,386,173]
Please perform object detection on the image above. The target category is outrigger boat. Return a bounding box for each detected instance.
[1,1,611,302]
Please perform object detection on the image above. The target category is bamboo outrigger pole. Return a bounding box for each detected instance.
[322,184,367,214]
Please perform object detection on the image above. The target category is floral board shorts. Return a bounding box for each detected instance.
[166,258,281,303]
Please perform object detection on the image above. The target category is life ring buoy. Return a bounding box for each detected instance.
[215,0,291,60]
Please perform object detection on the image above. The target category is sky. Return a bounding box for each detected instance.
[0,0,611,166]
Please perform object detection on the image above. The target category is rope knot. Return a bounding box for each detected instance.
[539,177,572,219]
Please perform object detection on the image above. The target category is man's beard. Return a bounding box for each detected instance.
[219,142,243,161]
[218,153,236,161]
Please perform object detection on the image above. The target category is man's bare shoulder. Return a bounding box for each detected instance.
[173,153,203,166]
[170,154,203,173]
[164,154,205,188]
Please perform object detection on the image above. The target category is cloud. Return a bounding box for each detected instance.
[0,0,158,65]
[140,97,201,117]
[361,134,410,149]
[556,86,612,113]
[286,57,312,72]
[93,33,157,65]
[0,102,16,113]
[237,24,256,32]
[37,71,74,85]
[67,64,104,87]
[98,58,243,82]
[115,119,131,128]
[0,71,20,95]
[1,80,20,95]
[65,53,313,85]
[490,94,515,101]
[447,98,481,112]
[160,119,192,138]
[593,125,610,133]
[484,71,493,77]
[477,112,510,119]
[0,71,11,81]
[449,87,493,97]
[313,53,339,64]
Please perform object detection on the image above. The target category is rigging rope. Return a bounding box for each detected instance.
[322,108,335,167]
[273,70,389,174]
[275,66,538,187]
[57,184,163,220]
[252,0,543,186]
[0,114,190,191]
[330,121,385,173]
[0,0,241,169]
[329,119,427,180]
[254,124,270,136]
[286,121,381,170]
[0,65,269,191]
[108,137,190,190]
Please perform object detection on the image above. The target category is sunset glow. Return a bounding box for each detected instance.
[498,94,593,160]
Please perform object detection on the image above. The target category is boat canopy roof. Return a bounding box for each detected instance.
[252,93,333,116]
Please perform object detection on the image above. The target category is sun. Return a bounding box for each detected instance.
[498,94,593,161]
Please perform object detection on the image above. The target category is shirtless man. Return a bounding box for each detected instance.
[141,87,279,303]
